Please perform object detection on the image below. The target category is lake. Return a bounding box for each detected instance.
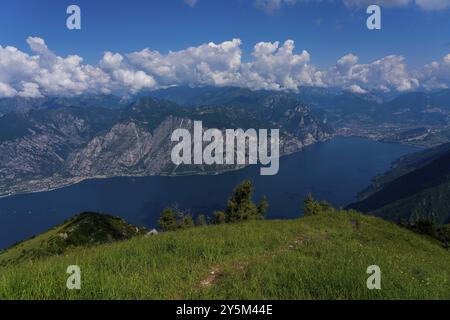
[0,137,418,249]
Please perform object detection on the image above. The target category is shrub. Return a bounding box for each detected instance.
[196,214,207,226]
[403,219,450,248]
[258,196,269,218]
[408,219,436,237]
[302,194,334,216]
[224,180,267,222]
[303,193,320,216]
[179,214,194,230]
[158,208,178,232]
[436,225,450,249]
[213,211,226,224]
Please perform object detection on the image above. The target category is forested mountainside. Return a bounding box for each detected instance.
[349,147,450,224]
[358,142,450,200]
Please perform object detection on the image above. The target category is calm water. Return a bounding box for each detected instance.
[0,137,418,249]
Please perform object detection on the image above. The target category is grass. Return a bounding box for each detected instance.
[0,212,145,266]
[0,210,449,300]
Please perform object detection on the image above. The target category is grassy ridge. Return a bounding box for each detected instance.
[0,212,145,266]
[0,210,449,300]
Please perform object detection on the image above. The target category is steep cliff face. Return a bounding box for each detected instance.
[66,117,188,176]
[0,95,331,196]
[0,107,117,186]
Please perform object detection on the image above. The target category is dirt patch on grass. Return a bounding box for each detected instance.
[289,235,310,249]
[199,266,222,289]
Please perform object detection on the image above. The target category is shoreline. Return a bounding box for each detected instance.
[0,135,421,200]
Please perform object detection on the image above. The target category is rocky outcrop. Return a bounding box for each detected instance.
[66,117,188,176]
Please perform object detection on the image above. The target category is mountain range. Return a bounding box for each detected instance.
[0,91,331,196]
[3,85,450,202]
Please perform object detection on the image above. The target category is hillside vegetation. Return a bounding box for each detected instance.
[350,148,450,224]
[0,209,449,300]
[0,212,146,266]
[358,142,450,200]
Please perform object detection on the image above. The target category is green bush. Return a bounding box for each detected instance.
[196,214,207,226]
[224,180,267,222]
[437,225,450,249]
[303,193,333,216]
[158,208,178,232]
[213,211,226,224]
[403,219,450,249]
[179,214,194,230]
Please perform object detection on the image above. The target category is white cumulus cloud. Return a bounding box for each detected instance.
[326,54,420,92]
[0,37,450,97]
[417,54,450,90]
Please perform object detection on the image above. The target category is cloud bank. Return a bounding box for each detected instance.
[0,37,448,98]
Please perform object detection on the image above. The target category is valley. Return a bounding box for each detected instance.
[2,87,450,198]
[1,86,450,233]
[1,87,449,300]
[0,137,416,249]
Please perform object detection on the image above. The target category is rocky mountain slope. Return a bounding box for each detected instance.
[0,94,331,196]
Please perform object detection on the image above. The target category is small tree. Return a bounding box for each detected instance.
[303,193,325,216]
[437,225,450,249]
[257,196,269,218]
[179,214,194,229]
[196,214,207,226]
[158,208,178,231]
[318,200,333,212]
[213,211,226,224]
[225,180,259,222]
[409,219,436,237]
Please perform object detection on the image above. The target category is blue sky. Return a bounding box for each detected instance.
[1,0,448,67]
[0,0,449,97]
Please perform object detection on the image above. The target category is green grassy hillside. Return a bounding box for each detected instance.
[0,212,146,266]
[0,210,448,300]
